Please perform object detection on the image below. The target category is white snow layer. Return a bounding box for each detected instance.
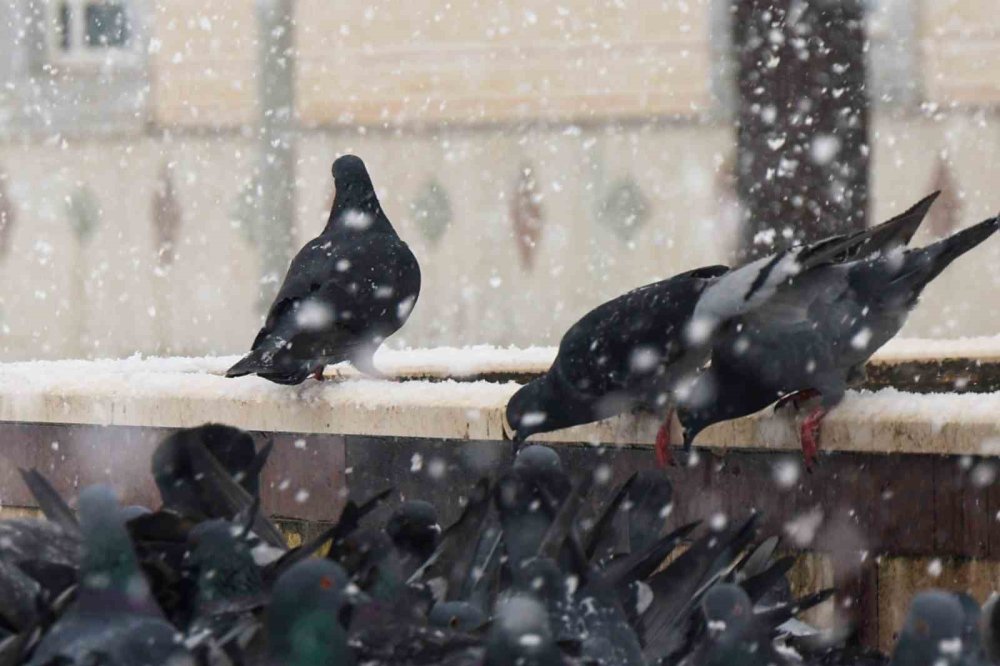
[0,339,996,453]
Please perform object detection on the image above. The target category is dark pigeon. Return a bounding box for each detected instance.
[494,445,571,571]
[677,201,998,467]
[506,264,729,465]
[691,583,792,666]
[385,500,441,580]
[150,423,286,550]
[227,154,421,384]
[151,423,265,520]
[26,485,191,666]
[183,519,266,664]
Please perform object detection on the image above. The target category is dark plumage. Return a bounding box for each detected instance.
[678,197,998,467]
[506,264,728,464]
[5,420,977,666]
[152,423,264,519]
[385,500,441,579]
[227,154,421,384]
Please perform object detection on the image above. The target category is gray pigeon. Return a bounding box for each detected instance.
[678,200,997,467]
[27,485,191,666]
[889,590,966,666]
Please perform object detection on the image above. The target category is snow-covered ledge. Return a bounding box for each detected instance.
[0,338,998,456]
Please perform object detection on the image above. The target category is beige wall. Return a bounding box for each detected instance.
[922,0,1000,105]
[1,110,998,362]
[150,0,1000,128]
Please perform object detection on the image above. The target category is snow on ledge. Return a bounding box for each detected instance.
[0,339,996,456]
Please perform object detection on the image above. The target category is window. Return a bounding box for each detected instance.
[47,0,136,65]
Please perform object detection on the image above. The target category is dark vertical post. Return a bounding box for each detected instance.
[256,0,297,311]
[732,0,869,261]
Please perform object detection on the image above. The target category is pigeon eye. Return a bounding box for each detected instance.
[449,617,459,629]
[319,575,334,590]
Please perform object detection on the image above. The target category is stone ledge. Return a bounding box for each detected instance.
[0,339,997,457]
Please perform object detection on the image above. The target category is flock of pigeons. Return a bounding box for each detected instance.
[2,423,998,665]
[6,153,978,663]
[226,156,998,468]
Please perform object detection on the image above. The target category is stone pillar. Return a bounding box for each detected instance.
[255,0,297,311]
[732,0,869,261]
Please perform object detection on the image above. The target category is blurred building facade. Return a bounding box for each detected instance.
[0,0,997,360]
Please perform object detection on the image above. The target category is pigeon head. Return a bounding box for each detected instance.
[188,519,263,612]
[701,584,753,638]
[385,500,441,559]
[429,600,489,633]
[268,559,356,666]
[513,444,563,475]
[892,590,965,666]
[326,154,394,235]
[506,375,590,442]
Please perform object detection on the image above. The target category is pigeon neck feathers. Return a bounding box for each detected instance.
[324,177,395,237]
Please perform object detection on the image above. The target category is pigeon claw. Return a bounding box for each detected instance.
[311,367,325,382]
[799,406,827,471]
[655,416,673,468]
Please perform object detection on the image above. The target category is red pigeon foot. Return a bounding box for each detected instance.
[655,411,675,468]
[799,406,827,470]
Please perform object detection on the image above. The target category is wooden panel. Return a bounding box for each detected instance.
[877,556,1000,652]
[933,457,993,559]
[0,423,346,522]
[258,432,347,522]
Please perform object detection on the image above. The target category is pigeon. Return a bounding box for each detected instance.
[981,593,1000,665]
[689,583,792,666]
[151,423,268,521]
[889,590,966,666]
[494,445,572,571]
[26,485,191,666]
[677,200,998,467]
[485,595,564,666]
[266,559,356,666]
[180,519,266,665]
[505,265,729,465]
[385,500,441,580]
[227,154,421,384]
